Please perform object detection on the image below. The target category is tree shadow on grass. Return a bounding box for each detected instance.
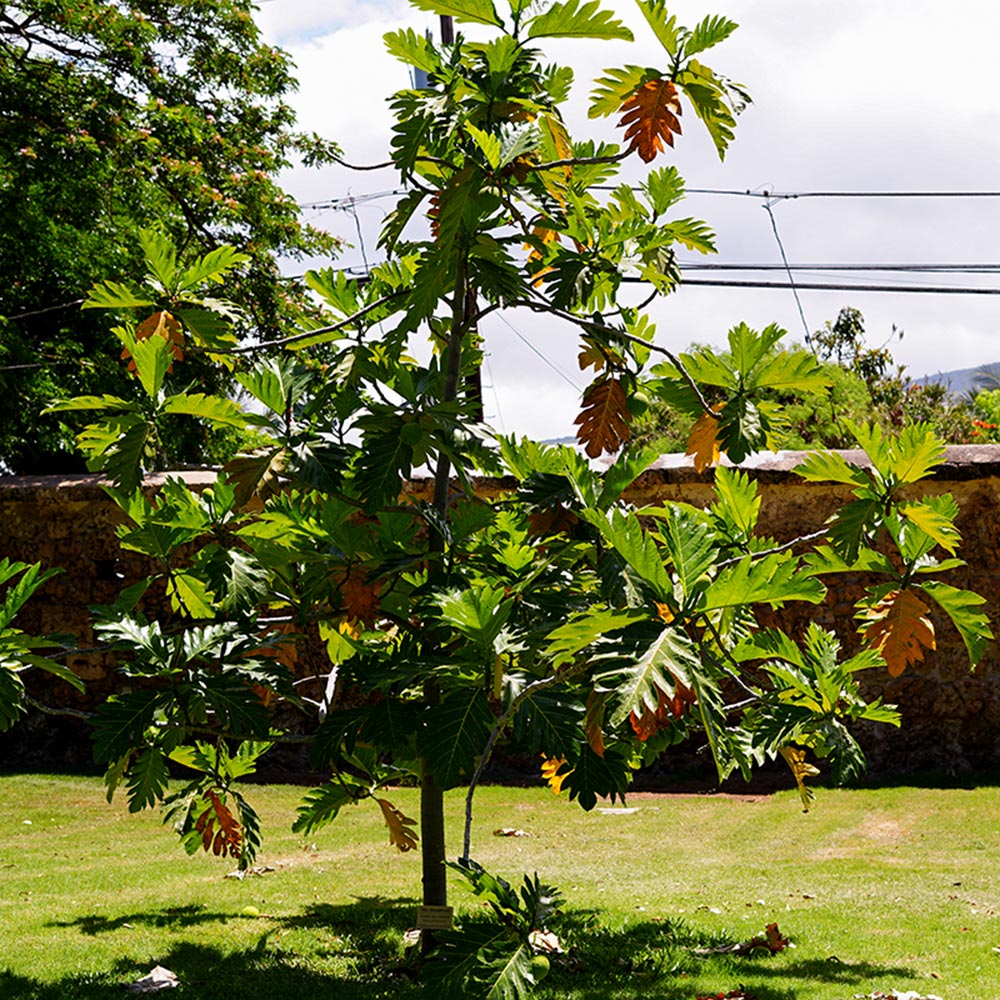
[11,899,429,1000]
[536,909,917,1000]
[24,901,919,1000]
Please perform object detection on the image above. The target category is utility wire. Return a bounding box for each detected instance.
[763,197,810,343]
[630,277,1000,295]
[493,313,584,392]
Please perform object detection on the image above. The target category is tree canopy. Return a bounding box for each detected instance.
[0,0,338,472]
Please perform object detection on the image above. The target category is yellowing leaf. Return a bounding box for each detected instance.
[541,755,570,795]
[618,77,682,163]
[860,588,936,677]
[779,745,820,812]
[376,798,419,853]
[685,405,722,472]
[574,377,630,458]
[654,601,674,624]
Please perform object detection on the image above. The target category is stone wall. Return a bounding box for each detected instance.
[2,448,998,775]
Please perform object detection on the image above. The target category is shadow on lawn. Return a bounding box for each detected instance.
[26,901,917,1000]
[19,898,427,1000]
[538,910,917,1000]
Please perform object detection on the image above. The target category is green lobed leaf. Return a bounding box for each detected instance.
[561,744,630,810]
[684,14,739,57]
[409,0,503,27]
[917,580,994,667]
[545,608,649,664]
[795,450,871,488]
[292,781,365,834]
[888,424,946,485]
[139,230,178,292]
[632,0,679,55]
[416,689,495,790]
[161,392,248,429]
[528,0,633,40]
[176,245,250,292]
[125,748,169,813]
[702,553,825,610]
[608,626,700,728]
[589,65,654,118]
[82,280,155,311]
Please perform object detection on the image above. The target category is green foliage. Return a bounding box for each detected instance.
[428,862,562,999]
[0,0,340,473]
[25,8,991,990]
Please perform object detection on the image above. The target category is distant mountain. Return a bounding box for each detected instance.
[913,362,1000,396]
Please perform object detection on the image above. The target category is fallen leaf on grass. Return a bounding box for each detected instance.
[224,865,275,879]
[852,992,943,1000]
[493,827,532,838]
[125,966,179,992]
[696,990,759,1000]
[695,922,790,955]
[529,929,563,953]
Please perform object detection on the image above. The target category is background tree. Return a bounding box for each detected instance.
[0,0,339,473]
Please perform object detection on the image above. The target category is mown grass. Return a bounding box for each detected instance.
[1,773,999,998]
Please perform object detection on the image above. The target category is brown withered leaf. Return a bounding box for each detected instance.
[122,310,184,372]
[575,377,630,458]
[195,790,243,859]
[780,745,821,812]
[332,565,382,629]
[526,503,578,538]
[686,405,723,472]
[376,798,418,853]
[540,755,570,795]
[695,922,789,958]
[629,682,696,742]
[618,78,682,163]
[584,689,608,758]
[860,588,936,677]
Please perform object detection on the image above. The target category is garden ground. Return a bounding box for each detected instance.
[1,773,998,998]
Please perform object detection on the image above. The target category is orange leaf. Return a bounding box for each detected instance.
[629,683,696,742]
[860,588,936,677]
[376,798,419,852]
[685,406,722,472]
[121,310,184,372]
[574,377,630,458]
[584,690,608,758]
[332,565,382,629]
[196,789,243,859]
[618,78,682,163]
[540,755,570,795]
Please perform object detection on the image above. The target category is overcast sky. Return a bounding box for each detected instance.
[253,1,1000,440]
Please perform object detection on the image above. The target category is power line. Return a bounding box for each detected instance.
[679,262,1000,273]
[637,277,1000,295]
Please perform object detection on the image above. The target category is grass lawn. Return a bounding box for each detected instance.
[1,773,999,998]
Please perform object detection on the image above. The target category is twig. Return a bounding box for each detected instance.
[195,290,408,355]
[461,662,588,862]
[716,529,827,568]
[5,299,85,321]
[526,149,629,172]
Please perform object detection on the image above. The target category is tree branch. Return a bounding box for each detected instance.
[197,290,408,355]
[526,149,629,173]
[461,661,588,863]
[516,296,717,416]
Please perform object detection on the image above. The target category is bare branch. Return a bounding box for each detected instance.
[195,290,408,355]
